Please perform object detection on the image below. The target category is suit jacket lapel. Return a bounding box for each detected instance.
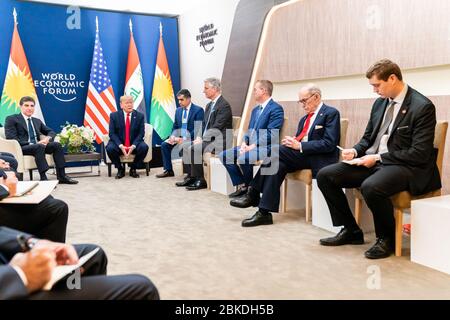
[295,115,307,136]
[18,115,28,133]
[390,88,411,133]
[308,105,327,139]
[371,99,390,141]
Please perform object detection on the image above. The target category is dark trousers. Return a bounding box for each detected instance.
[250,145,311,212]
[106,141,149,170]
[21,142,66,177]
[28,244,159,300]
[0,195,68,242]
[316,162,411,239]
[184,141,213,179]
[0,152,18,172]
[161,140,190,173]
[219,146,260,186]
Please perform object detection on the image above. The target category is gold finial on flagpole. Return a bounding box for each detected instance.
[159,22,162,37]
[96,16,99,33]
[13,8,18,25]
[129,19,133,33]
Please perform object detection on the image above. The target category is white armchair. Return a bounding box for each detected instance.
[0,127,55,180]
[103,123,153,177]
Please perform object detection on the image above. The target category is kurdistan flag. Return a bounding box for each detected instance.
[149,23,176,140]
[0,9,45,125]
[125,19,146,118]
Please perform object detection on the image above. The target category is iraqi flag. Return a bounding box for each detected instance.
[124,19,146,118]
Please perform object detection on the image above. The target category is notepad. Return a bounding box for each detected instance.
[342,158,364,166]
[43,247,100,291]
[13,181,39,197]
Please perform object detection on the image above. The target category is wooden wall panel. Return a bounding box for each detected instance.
[260,0,450,82]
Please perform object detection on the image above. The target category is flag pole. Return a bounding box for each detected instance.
[96,16,106,167]
[13,8,17,25]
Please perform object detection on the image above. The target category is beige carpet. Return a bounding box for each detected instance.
[47,165,450,299]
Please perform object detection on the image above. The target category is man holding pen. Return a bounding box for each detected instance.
[230,84,341,227]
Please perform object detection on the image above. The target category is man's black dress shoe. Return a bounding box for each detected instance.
[156,170,174,178]
[319,227,364,246]
[229,190,260,208]
[115,168,125,179]
[58,175,79,184]
[185,179,207,190]
[241,211,273,227]
[364,237,394,259]
[228,186,248,198]
[175,177,195,187]
[129,168,140,178]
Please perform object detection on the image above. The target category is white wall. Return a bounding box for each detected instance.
[178,0,240,106]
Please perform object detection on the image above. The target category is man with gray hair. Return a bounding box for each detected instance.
[231,84,341,227]
[176,77,232,190]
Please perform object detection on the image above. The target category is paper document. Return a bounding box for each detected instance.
[43,247,100,290]
[342,158,364,165]
[13,181,39,197]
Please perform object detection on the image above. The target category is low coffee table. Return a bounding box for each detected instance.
[63,152,102,177]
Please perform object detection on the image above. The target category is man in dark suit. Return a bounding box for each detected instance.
[0,168,68,242]
[156,89,204,178]
[219,80,284,198]
[231,84,340,227]
[176,77,233,190]
[317,59,440,259]
[106,95,149,179]
[0,226,159,300]
[4,96,78,184]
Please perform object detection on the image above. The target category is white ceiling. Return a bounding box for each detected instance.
[26,0,210,15]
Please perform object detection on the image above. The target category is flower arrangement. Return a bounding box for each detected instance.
[55,122,96,154]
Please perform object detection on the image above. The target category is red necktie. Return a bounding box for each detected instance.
[125,113,131,147]
[295,112,314,141]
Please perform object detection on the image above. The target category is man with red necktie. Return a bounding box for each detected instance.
[106,95,148,179]
[230,84,341,227]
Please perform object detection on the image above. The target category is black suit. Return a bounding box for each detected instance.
[317,86,440,239]
[251,104,341,212]
[106,110,149,170]
[0,169,68,242]
[4,114,66,179]
[186,95,233,178]
[0,227,159,300]
[0,152,18,172]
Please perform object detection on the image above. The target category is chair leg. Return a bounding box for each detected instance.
[280,179,287,213]
[107,164,112,177]
[355,197,362,226]
[17,172,24,181]
[29,170,33,181]
[146,163,150,176]
[395,209,403,257]
[305,183,312,222]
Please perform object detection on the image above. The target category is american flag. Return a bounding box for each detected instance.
[83,31,117,144]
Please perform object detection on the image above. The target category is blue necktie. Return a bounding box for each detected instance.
[27,118,37,144]
[203,101,215,135]
[181,108,188,139]
[254,105,263,125]
[249,105,262,142]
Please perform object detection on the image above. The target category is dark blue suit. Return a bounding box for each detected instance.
[219,99,284,186]
[251,104,340,212]
[106,110,149,170]
[160,104,204,172]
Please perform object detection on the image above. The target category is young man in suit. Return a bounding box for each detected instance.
[219,80,284,198]
[156,89,204,178]
[106,95,149,179]
[0,168,68,242]
[0,226,159,300]
[4,96,78,184]
[231,84,340,227]
[317,59,440,259]
[176,77,233,190]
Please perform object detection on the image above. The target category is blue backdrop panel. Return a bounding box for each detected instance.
[0,0,180,146]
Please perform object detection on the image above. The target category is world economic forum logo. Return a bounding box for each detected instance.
[35,73,85,103]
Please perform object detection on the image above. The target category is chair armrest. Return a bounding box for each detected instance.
[0,138,26,172]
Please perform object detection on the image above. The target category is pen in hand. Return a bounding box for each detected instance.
[336,145,344,151]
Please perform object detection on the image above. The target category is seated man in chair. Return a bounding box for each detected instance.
[106,95,149,179]
[219,80,284,198]
[4,96,77,184]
